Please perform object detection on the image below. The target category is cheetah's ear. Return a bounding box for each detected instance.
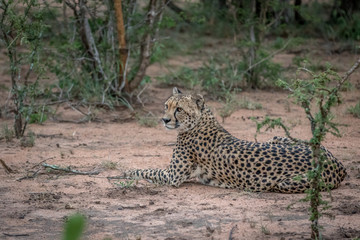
[195,94,205,110]
[172,87,182,95]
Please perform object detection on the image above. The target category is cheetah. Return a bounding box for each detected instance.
[125,87,347,193]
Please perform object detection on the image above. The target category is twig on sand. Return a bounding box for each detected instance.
[228,224,238,240]
[3,233,30,237]
[16,160,100,181]
[42,163,100,175]
[16,169,42,181]
[0,159,14,174]
[16,157,55,181]
[31,157,55,169]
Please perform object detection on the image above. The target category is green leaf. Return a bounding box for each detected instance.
[62,214,85,240]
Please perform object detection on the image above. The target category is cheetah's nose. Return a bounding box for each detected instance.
[162,118,171,124]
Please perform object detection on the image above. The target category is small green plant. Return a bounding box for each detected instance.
[20,131,36,147]
[1,124,14,142]
[218,93,240,123]
[348,101,360,118]
[293,58,329,72]
[28,106,50,124]
[219,93,262,122]
[115,180,135,188]
[158,66,201,90]
[102,161,118,170]
[62,214,85,240]
[137,113,159,128]
[254,59,360,239]
[238,97,262,110]
[219,94,262,123]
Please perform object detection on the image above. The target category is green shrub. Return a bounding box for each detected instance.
[0,0,47,138]
[158,66,201,90]
[348,101,360,118]
[218,93,262,123]
[1,124,14,142]
[20,131,36,148]
[137,113,159,128]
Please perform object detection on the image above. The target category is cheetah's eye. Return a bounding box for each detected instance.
[176,107,183,112]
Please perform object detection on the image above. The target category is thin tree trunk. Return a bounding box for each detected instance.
[114,0,129,92]
[310,143,321,240]
[248,0,257,88]
[79,0,107,82]
[129,0,157,91]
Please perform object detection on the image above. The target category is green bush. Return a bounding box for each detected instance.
[159,51,282,98]
[1,124,14,142]
[0,0,47,138]
[348,101,360,118]
[158,66,201,90]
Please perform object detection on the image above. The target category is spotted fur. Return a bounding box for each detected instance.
[125,88,347,193]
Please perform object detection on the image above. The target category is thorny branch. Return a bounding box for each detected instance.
[337,57,360,89]
[0,159,14,174]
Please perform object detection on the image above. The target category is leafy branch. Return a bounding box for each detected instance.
[254,58,359,239]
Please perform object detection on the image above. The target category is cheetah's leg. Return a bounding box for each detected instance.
[272,177,310,193]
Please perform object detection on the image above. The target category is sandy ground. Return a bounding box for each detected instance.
[1,50,360,239]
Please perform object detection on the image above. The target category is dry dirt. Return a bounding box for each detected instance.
[1,50,360,240]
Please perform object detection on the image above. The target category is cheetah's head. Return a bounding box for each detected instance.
[162,87,205,133]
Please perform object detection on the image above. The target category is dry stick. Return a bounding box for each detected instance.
[338,57,360,88]
[42,163,100,175]
[16,169,42,181]
[3,233,30,237]
[228,225,237,240]
[0,159,14,174]
[32,157,55,169]
[16,157,56,181]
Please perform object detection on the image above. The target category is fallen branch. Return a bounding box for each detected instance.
[228,224,237,240]
[0,158,14,174]
[42,163,100,175]
[3,233,30,237]
[31,157,55,169]
[16,169,41,181]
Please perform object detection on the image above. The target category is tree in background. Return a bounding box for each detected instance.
[47,0,166,107]
[114,0,129,92]
[0,0,46,138]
